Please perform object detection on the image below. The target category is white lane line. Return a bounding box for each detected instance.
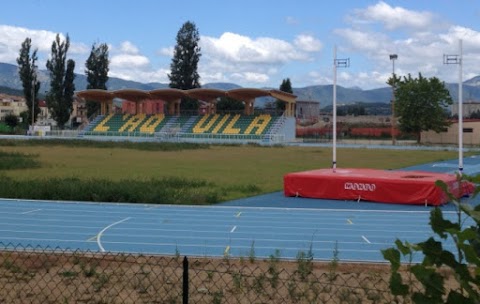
[96,217,131,252]
[361,235,371,244]
[224,245,231,256]
[21,209,42,215]
[230,226,237,233]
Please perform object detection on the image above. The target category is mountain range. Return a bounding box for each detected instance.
[1,62,480,109]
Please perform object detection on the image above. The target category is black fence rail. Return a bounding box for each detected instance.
[0,243,414,303]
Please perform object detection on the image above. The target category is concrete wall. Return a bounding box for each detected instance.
[421,120,480,145]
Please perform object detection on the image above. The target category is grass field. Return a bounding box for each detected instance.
[0,139,467,203]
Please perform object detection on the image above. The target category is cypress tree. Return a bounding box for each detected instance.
[46,34,76,129]
[276,78,293,111]
[17,38,40,127]
[85,43,109,117]
[168,21,201,112]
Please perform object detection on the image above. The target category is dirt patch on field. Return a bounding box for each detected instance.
[0,249,461,303]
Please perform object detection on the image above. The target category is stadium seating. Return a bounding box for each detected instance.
[85,113,281,140]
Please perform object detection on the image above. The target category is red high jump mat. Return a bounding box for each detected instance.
[284,168,473,206]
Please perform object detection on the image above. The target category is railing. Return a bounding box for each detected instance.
[0,243,404,304]
[44,130,287,145]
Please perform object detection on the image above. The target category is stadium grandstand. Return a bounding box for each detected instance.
[66,88,297,145]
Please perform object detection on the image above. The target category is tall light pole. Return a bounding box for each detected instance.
[31,68,37,135]
[443,39,463,174]
[332,45,349,172]
[389,54,398,145]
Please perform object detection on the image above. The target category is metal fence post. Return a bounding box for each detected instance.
[182,256,189,304]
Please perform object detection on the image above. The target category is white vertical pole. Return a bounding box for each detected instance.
[332,45,337,172]
[458,39,463,174]
[31,70,36,135]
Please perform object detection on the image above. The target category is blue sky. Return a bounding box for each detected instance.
[0,0,479,89]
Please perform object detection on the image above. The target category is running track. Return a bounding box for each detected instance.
[0,155,479,263]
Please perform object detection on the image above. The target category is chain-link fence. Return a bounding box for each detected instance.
[0,243,414,303]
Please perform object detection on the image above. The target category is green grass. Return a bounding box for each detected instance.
[0,150,40,170]
[0,138,469,203]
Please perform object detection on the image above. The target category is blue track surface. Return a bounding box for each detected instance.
[0,155,479,263]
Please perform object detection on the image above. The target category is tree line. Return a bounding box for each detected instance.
[17,34,109,130]
[13,21,294,131]
[14,21,455,140]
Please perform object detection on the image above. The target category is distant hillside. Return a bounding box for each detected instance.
[465,76,480,87]
[1,62,480,107]
[291,85,393,108]
[203,82,242,90]
[0,85,24,97]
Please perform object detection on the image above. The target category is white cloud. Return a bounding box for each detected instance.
[109,41,154,81]
[199,32,320,85]
[230,72,269,84]
[200,71,226,84]
[350,1,436,31]
[334,28,388,53]
[201,32,308,64]
[157,46,174,57]
[110,54,149,69]
[440,26,480,49]
[0,25,88,65]
[294,35,322,52]
[119,41,140,54]
[109,67,170,83]
[331,1,480,89]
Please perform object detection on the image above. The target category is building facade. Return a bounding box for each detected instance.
[295,100,320,119]
[421,119,480,145]
[0,94,27,120]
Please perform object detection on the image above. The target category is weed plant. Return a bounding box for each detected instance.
[0,151,40,170]
[0,138,210,151]
[0,175,220,204]
[0,138,464,204]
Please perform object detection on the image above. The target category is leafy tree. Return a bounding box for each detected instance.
[388,73,452,143]
[16,38,40,126]
[347,104,366,116]
[19,111,29,128]
[4,113,19,130]
[276,78,293,110]
[168,21,201,112]
[382,176,480,303]
[216,96,244,112]
[46,34,76,129]
[85,43,109,117]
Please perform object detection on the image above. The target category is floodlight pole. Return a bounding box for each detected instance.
[31,68,37,136]
[443,39,463,174]
[389,54,398,145]
[332,45,349,172]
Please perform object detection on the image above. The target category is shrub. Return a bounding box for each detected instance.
[382,175,480,303]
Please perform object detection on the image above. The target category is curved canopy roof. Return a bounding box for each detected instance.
[112,89,150,101]
[226,88,271,100]
[75,88,296,103]
[76,89,113,101]
[149,88,187,102]
[186,88,226,101]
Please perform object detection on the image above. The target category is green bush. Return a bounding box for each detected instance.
[0,176,220,205]
[0,151,40,170]
[382,175,480,303]
[0,123,12,134]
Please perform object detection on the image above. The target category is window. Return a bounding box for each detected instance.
[463,128,473,133]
